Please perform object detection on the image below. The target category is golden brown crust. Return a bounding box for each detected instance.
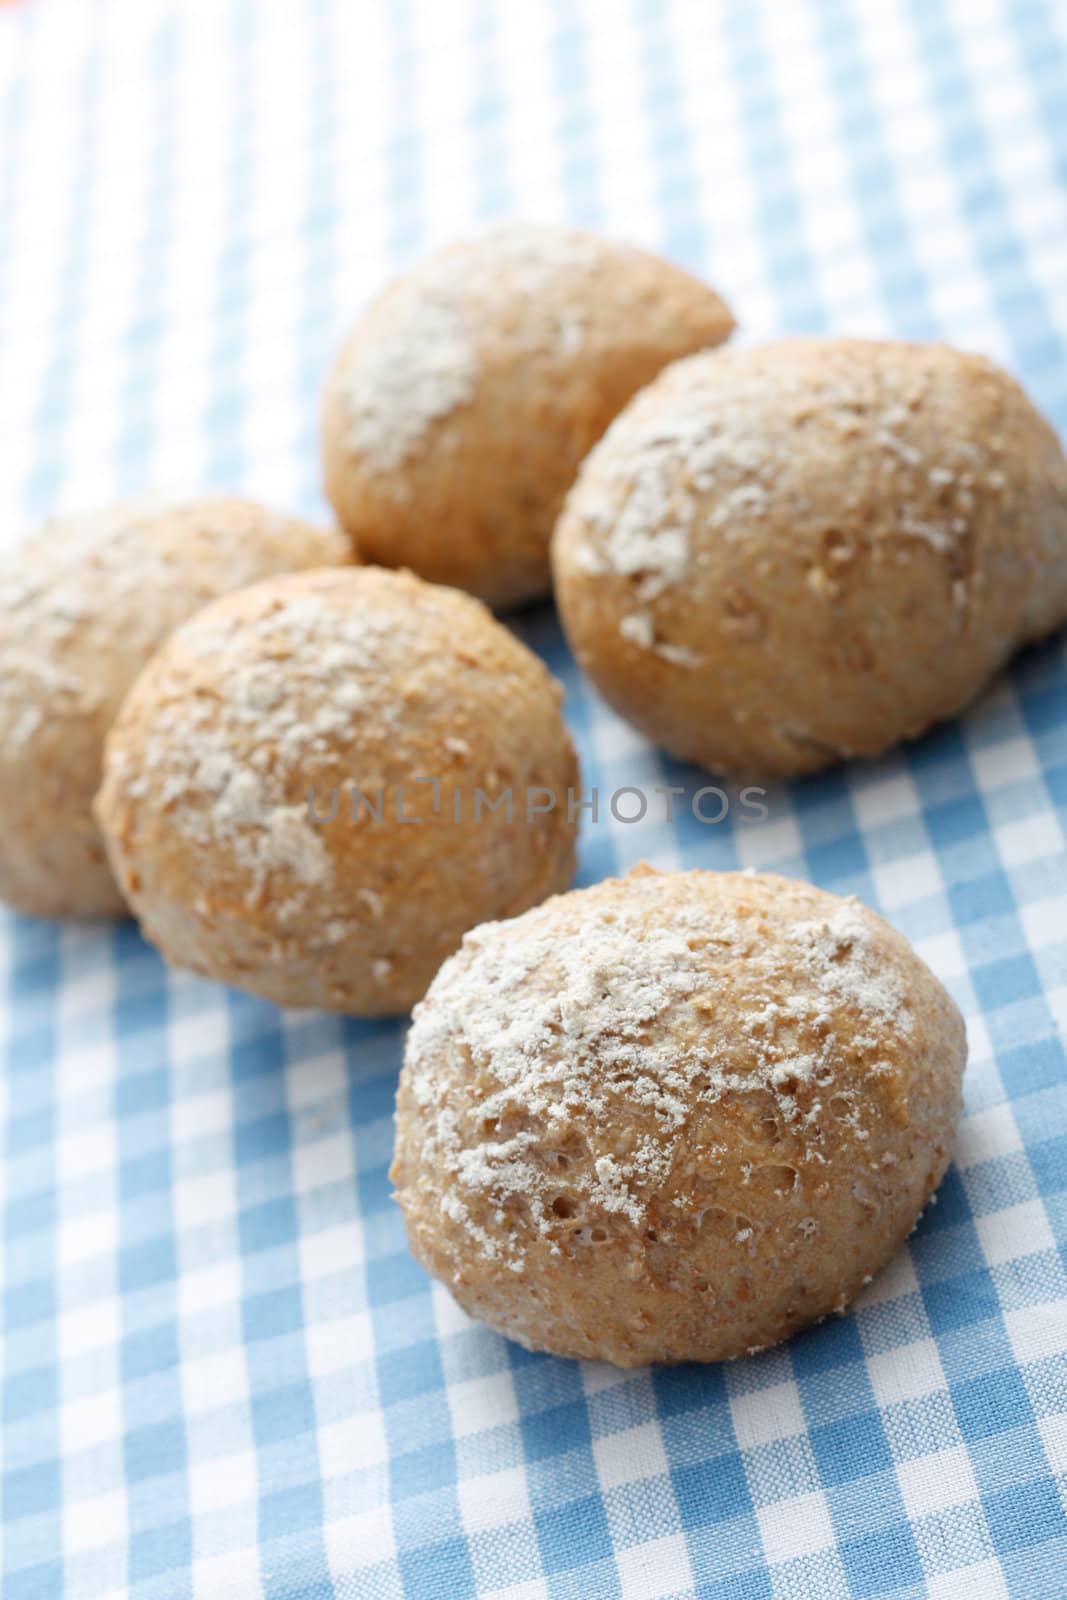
[552,338,1067,776]
[392,865,967,1365]
[94,566,579,1013]
[0,496,351,918]
[321,222,735,609]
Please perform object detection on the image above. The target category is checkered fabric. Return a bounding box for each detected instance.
[1,0,1066,1595]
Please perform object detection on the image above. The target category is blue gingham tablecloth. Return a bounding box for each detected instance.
[1,0,1066,1596]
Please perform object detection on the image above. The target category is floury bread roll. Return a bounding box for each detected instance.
[552,338,1067,777]
[95,567,579,1015]
[392,866,966,1366]
[321,222,735,608]
[0,496,351,918]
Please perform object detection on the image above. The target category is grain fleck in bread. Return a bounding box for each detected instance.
[322,222,735,608]
[95,567,579,1014]
[0,496,351,918]
[552,338,1067,776]
[392,865,966,1366]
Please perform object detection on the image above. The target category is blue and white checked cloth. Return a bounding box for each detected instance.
[1,0,1066,1595]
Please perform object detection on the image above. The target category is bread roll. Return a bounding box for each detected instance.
[0,496,350,918]
[322,222,734,608]
[95,567,579,1013]
[392,865,966,1366]
[553,338,1067,776]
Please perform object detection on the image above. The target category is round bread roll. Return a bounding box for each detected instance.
[95,567,579,1014]
[552,338,1067,777]
[321,221,735,609]
[0,496,351,919]
[392,864,966,1366]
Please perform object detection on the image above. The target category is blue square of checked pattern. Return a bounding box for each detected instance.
[399,1538,476,1598]
[839,1525,925,1598]
[535,1494,614,1574]
[810,1413,895,1487]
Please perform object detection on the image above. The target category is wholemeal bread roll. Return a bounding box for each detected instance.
[95,567,579,1014]
[552,338,1067,776]
[321,222,734,608]
[392,865,967,1366]
[0,496,351,918]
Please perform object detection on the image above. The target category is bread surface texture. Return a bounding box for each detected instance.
[0,496,351,918]
[553,337,1067,776]
[95,566,579,1013]
[392,864,967,1365]
[322,221,735,608]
